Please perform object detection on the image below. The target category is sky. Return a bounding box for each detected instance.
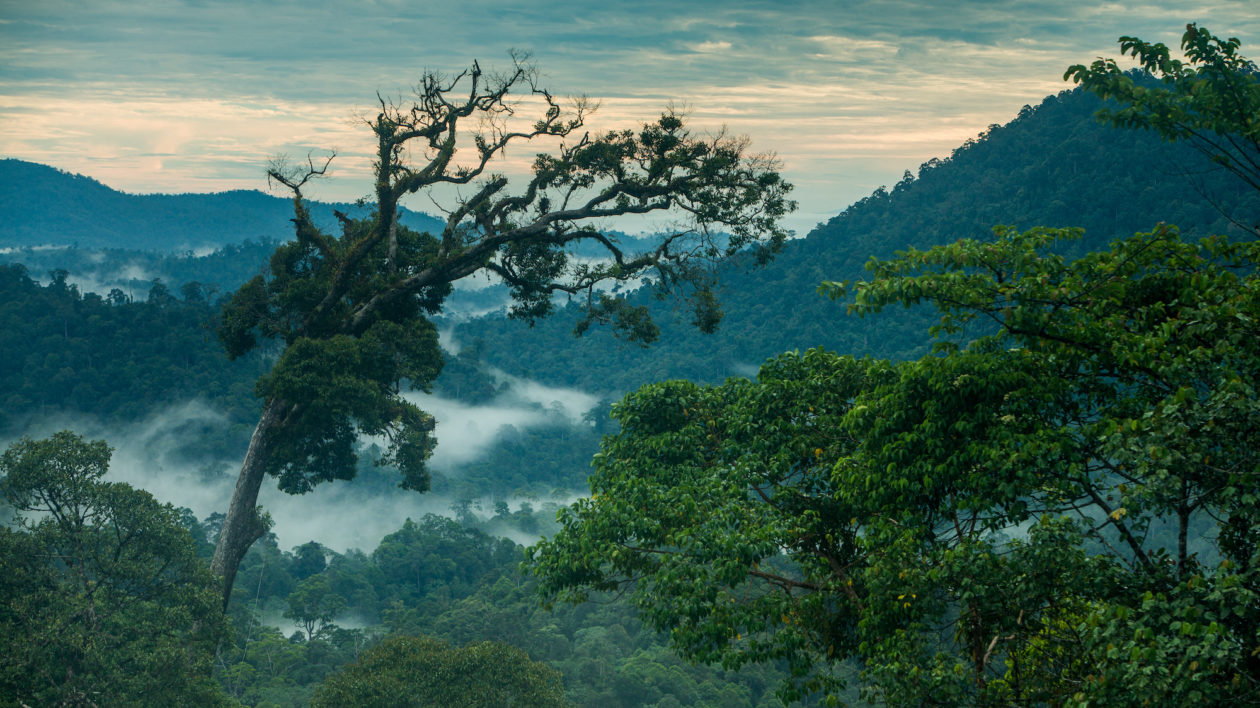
[2,1,1258,236]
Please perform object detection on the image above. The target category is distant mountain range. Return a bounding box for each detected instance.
[3,84,1258,400]
[2,83,1258,498]
[0,159,443,251]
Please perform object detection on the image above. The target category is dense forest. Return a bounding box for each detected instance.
[2,24,1259,707]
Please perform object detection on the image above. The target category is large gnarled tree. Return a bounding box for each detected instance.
[211,56,794,605]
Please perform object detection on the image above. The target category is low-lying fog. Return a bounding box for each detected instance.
[8,370,601,553]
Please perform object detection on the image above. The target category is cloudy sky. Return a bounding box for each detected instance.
[2,1,1257,235]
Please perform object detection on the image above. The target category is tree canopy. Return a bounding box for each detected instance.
[311,634,567,708]
[210,54,794,605]
[532,222,1260,705]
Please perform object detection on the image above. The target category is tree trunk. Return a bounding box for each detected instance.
[211,398,285,610]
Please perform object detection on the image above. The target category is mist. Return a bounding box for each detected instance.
[5,372,600,555]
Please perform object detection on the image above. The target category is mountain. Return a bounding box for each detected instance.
[452,86,1260,393]
[0,159,443,251]
[3,84,1258,433]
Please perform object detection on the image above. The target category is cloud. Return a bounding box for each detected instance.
[402,374,596,471]
[2,1,1257,239]
[687,40,732,53]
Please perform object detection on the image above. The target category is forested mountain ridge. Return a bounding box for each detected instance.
[454,85,1260,391]
[3,83,1256,492]
[0,158,443,251]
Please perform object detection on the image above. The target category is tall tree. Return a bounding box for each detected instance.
[211,55,794,605]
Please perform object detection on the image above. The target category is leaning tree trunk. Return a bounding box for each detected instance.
[211,399,286,610]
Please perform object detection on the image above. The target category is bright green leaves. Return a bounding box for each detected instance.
[841,342,1062,533]
[531,351,877,700]
[831,222,1260,702]
[538,220,1260,703]
[1060,571,1260,707]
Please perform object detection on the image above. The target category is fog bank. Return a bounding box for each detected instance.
[5,371,599,553]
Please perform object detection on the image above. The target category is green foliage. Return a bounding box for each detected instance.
[214,510,798,707]
[311,634,567,707]
[534,221,1260,704]
[0,432,231,706]
[831,224,1260,703]
[0,263,268,438]
[285,575,349,641]
[530,350,873,702]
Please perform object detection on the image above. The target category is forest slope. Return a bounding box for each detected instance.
[454,86,1260,391]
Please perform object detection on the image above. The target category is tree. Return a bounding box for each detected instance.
[285,575,349,641]
[211,55,794,606]
[1065,24,1260,216]
[0,432,231,706]
[824,224,1260,703]
[311,634,568,707]
[529,349,873,702]
[292,539,329,579]
[532,222,1260,704]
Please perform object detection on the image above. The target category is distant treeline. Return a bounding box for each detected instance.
[0,263,267,449]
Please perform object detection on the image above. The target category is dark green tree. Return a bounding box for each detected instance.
[0,432,230,706]
[211,55,794,606]
[292,540,329,580]
[311,634,568,707]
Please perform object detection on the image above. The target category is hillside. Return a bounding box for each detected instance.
[0,159,443,251]
[453,86,1260,392]
[3,86,1257,438]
